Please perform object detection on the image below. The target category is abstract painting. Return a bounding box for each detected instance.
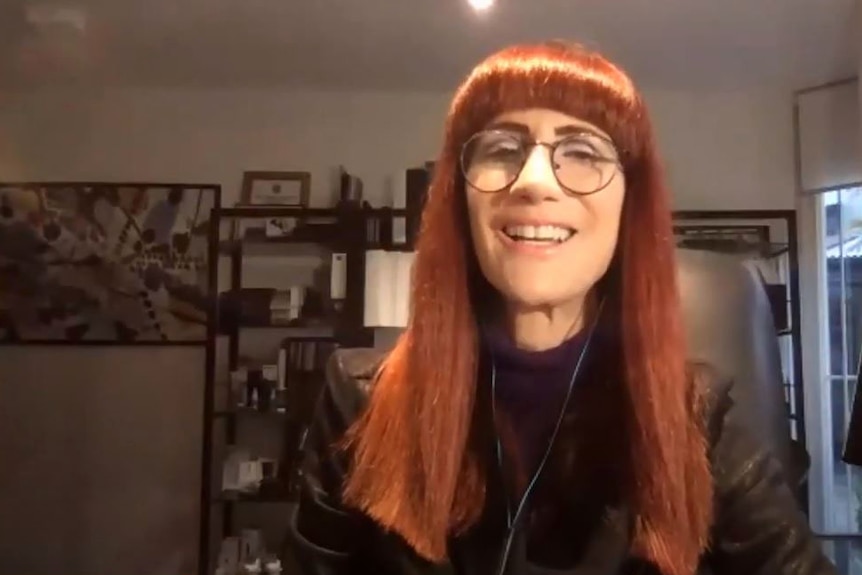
[0,182,219,343]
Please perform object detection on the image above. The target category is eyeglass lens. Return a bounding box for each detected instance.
[462,130,620,195]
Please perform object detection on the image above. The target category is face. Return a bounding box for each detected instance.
[463,108,625,312]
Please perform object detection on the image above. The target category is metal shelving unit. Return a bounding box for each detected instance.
[198,205,376,575]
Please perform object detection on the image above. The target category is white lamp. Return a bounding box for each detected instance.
[364,250,415,328]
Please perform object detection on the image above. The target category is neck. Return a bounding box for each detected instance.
[505,295,588,351]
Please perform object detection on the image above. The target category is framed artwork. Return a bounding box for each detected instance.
[240,171,310,207]
[0,182,220,344]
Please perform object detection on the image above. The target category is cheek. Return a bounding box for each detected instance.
[466,191,493,249]
[580,186,625,259]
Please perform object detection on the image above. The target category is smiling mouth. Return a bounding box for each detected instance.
[501,224,576,244]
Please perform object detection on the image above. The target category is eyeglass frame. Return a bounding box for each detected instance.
[458,128,625,196]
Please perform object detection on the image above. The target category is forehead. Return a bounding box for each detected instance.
[484,108,614,141]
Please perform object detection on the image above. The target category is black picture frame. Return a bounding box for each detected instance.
[239,171,311,207]
[0,181,220,345]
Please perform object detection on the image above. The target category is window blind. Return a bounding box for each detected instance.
[796,79,861,193]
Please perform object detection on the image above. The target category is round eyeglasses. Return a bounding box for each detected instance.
[460,129,623,196]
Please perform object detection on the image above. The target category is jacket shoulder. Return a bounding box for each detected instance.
[688,362,734,442]
[322,347,387,423]
[689,363,838,574]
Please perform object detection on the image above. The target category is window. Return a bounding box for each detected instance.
[820,186,862,534]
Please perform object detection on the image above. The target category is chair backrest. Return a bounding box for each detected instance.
[843,362,862,465]
[675,248,794,475]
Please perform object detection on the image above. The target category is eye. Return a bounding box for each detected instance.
[557,135,616,163]
[557,137,600,160]
[473,132,523,161]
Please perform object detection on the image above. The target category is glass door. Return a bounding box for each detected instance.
[819,186,862,535]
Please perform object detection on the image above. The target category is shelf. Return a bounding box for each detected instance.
[675,239,789,259]
[232,319,335,330]
[216,288,343,334]
[218,211,344,258]
[219,206,342,219]
[218,321,337,334]
[236,322,335,332]
[214,408,291,418]
[216,488,293,504]
[764,243,790,258]
[219,238,333,259]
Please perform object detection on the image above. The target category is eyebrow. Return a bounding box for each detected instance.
[485,121,530,134]
[485,120,611,141]
[554,124,610,140]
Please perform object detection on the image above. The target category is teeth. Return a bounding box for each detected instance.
[503,225,573,243]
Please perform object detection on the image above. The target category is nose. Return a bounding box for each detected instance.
[508,144,562,203]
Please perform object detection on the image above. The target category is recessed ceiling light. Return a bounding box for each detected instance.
[468,0,494,11]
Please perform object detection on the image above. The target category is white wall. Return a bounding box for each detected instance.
[0,85,797,575]
[0,87,795,210]
[0,347,204,575]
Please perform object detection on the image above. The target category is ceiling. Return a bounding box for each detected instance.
[0,0,859,92]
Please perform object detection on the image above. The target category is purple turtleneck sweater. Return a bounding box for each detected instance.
[481,326,588,479]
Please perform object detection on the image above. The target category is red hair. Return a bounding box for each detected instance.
[341,42,713,575]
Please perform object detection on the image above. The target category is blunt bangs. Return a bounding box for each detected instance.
[447,42,649,168]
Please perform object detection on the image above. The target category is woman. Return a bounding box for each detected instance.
[288,41,835,575]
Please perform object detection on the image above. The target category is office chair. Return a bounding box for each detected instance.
[676,248,804,489]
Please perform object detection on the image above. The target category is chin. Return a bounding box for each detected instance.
[496,274,593,311]
[501,285,566,310]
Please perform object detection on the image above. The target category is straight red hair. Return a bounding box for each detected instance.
[341,42,713,575]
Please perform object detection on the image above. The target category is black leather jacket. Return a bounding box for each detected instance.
[287,348,837,575]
